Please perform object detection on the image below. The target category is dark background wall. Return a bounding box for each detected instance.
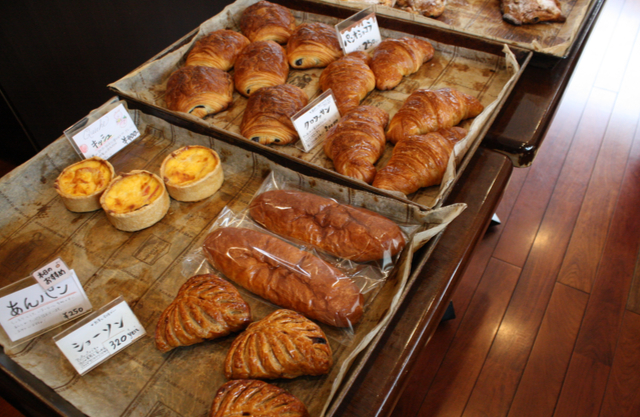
[0,0,229,165]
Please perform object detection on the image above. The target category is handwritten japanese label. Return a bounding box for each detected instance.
[67,103,140,160]
[32,257,71,290]
[54,298,145,375]
[292,90,341,152]
[0,271,92,343]
[336,9,381,54]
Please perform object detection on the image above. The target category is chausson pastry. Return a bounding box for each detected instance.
[185,30,250,71]
[240,84,308,145]
[165,66,233,118]
[234,40,289,97]
[160,145,224,202]
[209,380,309,417]
[100,170,170,232]
[286,22,343,69]
[239,0,296,44]
[55,157,115,212]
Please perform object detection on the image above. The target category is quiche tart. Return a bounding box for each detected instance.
[54,157,115,212]
[160,145,224,202]
[100,170,170,232]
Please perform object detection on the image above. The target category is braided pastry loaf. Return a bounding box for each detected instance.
[225,309,332,379]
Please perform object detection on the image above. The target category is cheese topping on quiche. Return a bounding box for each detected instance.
[163,146,218,186]
[103,172,164,214]
[57,159,113,196]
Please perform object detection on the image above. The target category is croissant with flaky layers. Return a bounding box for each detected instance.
[154,274,251,353]
[240,0,296,44]
[386,87,484,144]
[234,40,289,97]
[286,22,343,69]
[373,127,467,195]
[224,309,333,379]
[324,105,389,184]
[370,36,435,90]
[185,30,250,71]
[164,66,234,118]
[319,51,376,116]
[240,84,308,145]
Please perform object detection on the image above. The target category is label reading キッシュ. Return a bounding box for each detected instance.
[336,8,381,54]
[0,271,92,343]
[32,257,72,290]
[292,90,341,152]
[68,103,140,160]
[54,297,145,375]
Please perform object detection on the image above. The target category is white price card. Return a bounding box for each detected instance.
[335,8,381,54]
[32,257,72,290]
[54,297,146,375]
[0,271,92,344]
[64,100,140,160]
[292,90,341,152]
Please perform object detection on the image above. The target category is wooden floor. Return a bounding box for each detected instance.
[393,0,640,415]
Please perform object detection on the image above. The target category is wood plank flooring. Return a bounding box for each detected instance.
[394,0,640,415]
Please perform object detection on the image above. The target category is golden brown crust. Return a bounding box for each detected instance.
[370,37,435,90]
[185,30,250,71]
[224,309,333,379]
[319,51,375,116]
[203,227,364,327]
[155,274,251,353]
[54,157,115,213]
[234,41,289,97]
[240,0,296,44]
[249,189,405,262]
[386,87,484,144]
[324,105,389,184]
[165,66,234,118]
[286,22,343,69]
[209,379,309,417]
[501,0,566,25]
[240,84,308,145]
[373,127,467,194]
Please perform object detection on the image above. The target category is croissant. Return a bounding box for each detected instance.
[371,37,435,90]
[501,0,566,25]
[386,88,484,144]
[240,0,296,44]
[185,30,250,71]
[396,0,447,17]
[324,105,389,183]
[209,379,309,417]
[286,22,343,69]
[240,84,308,145]
[319,51,376,116]
[224,309,333,379]
[154,274,251,353]
[164,66,234,118]
[373,127,467,194]
[234,40,289,97]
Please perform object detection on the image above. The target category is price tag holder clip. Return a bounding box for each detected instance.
[335,7,382,54]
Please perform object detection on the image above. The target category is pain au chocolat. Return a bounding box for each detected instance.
[185,30,250,71]
[55,157,115,212]
[239,0,296,44]
[234,40,289,97]
[286,22,343,69]
[164,66,234,118]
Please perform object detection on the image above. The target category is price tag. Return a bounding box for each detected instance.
[0,271,92,344]
[335,8,381,54]
[292,90,341,152]
[54,297,146,375]
[64,100,140,160]
[32,257,71,290]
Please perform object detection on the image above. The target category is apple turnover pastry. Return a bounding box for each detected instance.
[55,157,115,212]
[286,22,343,69]
[164,66,233,118]
[155,274,251,353]
[240,0,296,44]
[240,84,308,145]
[185,30,250,71]
[319,51,376,115]
[209,379,309,417]
[224,309,332,379]
[501,0,566,25]
[100,170,170,232]
[234,40,289,97]
[160,145,224,202]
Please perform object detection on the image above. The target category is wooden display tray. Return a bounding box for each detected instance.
[109,0,530,210]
